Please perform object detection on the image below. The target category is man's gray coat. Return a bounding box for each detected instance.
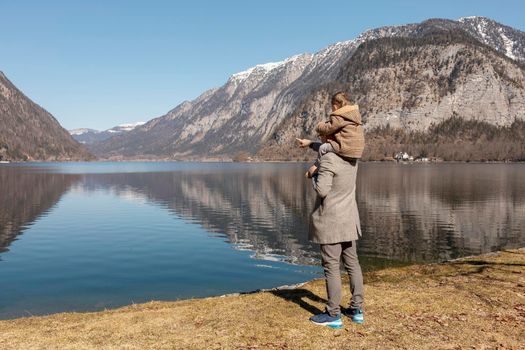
[310,153,362,244]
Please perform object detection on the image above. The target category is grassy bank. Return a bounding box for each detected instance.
[1,249,524,350]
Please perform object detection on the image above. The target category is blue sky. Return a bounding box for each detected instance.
[1,0,524,130]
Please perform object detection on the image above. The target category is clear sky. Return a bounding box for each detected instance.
[1,0,524,130]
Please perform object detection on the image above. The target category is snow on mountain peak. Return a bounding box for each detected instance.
[209,15,525,115]
[458,16,523,61]
[69,122,145,136]
[315,38,358,57]
[114,122,146,132]
[227,16,524,87]
[459,16,491,39]
[69,128,98,135]
[458,16,486,22]
[230,54,309,83]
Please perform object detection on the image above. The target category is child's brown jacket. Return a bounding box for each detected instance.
[316,105,365,159]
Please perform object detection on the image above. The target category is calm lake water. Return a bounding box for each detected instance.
[0,162,524,319]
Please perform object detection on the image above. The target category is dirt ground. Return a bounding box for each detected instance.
[1,249,524,350]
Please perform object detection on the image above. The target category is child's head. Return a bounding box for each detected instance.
[331,91,351,111]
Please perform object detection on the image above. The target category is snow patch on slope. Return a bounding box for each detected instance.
[458,16,521,61]
[230,54,307,82]
[459,16,490,40]
[499,28,517,60]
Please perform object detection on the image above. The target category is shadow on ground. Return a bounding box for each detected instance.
[270,288,327,315]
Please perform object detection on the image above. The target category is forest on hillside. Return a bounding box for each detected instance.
[363,116,525,161]
[257,116,525,162]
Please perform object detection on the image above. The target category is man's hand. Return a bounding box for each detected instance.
[296,138,312,148]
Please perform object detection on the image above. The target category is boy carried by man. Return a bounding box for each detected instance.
[296,91,365,177]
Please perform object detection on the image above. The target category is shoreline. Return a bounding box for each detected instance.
[1,248,523,349]
[1,159,525,164]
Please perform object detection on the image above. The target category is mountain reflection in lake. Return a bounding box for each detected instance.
[0,162,524,318]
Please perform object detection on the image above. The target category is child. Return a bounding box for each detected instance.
[296,91,364,178]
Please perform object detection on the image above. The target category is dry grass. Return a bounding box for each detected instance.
[1,249,524,350]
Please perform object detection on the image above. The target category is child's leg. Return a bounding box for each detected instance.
[315,143,335,169]
[308,143,335,178]
[318,142,335,158]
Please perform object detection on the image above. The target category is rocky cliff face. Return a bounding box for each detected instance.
[264,28,525,159]
[92,17,525,160]
[0,72,93,161]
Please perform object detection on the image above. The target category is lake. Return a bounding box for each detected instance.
[0,162,524,319]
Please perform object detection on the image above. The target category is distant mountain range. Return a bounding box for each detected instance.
[0,72,92,161]
[69,122,145,145]
[2,16,524,161]
[91,16,525,160]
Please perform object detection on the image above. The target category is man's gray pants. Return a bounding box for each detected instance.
[320,240,364,316]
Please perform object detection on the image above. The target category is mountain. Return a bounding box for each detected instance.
[92,17,525,160]
[458,16,525,62]
[0,72,93,161]
[263,24,525,161]
[69,122,145,145]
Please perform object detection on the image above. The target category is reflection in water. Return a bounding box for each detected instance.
[0,168,80,254]
[84,167,319,264]
[74,163,525,264]
[357,163,525,262]
[1,163,524,264]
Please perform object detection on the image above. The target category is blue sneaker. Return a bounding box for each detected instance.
[309,312,343,329]
[344,308,364,324]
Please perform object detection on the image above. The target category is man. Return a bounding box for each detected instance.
[300,92,365,329]
[309,151,364,328]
